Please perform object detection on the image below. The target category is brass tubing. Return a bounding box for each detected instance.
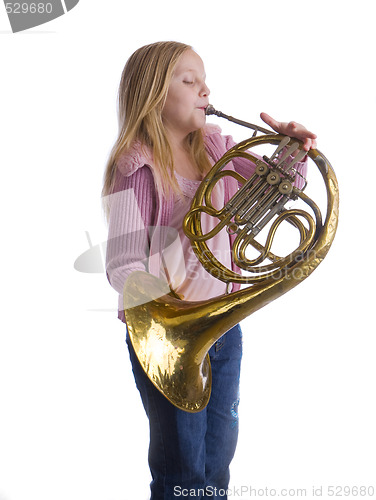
[237,189,281,225]
[233,179,271,223]
[236,212,312,268]
[232,209,316,275]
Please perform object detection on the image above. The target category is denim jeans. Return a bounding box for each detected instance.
[126,323,243,500]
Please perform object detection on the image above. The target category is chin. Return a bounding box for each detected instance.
[194,117,206,131]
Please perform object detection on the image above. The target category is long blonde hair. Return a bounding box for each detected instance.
[102,41,212,217]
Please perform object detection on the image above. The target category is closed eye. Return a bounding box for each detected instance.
[183,81,194,85]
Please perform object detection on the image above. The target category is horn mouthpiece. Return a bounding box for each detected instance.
[205,104,217,116]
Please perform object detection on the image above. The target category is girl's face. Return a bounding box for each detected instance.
[162,49,210,144]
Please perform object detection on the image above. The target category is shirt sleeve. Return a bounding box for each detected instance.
[105,166,157,295]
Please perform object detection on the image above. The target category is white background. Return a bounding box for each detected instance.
[0,1,375,499]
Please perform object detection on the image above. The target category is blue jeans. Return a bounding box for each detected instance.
[126,324,243,500]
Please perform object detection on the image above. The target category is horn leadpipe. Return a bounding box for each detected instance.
[206,104,273,135]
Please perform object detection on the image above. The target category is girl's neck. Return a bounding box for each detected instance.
[165,128,188,152]
[164,128,203,181]
[170,141,202,181]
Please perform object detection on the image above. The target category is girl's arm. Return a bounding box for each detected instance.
[105,166,157,295]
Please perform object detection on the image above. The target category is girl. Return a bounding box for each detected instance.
[102,41,317,500]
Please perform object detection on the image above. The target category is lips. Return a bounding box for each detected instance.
[197,102,209,111]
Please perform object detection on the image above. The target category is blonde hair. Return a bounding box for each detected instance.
[102,41,212,217]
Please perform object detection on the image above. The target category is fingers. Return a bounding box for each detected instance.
[260,112,280,131]
[302,137,318,151]
[261,112,317,150]
[286,121,317,139]
[303,138,312,152]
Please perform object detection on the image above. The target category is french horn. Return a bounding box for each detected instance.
[123,105,339,412]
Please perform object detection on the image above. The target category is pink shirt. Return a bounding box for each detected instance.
[163,172,232,301]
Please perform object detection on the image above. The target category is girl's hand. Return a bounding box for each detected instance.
[260,112,317,151]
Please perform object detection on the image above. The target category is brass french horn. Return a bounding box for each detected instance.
[123,105,339,412]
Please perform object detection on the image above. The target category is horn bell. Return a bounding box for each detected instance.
[124,272,213,412]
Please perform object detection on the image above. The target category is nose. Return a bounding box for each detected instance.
[200,82,210,97]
